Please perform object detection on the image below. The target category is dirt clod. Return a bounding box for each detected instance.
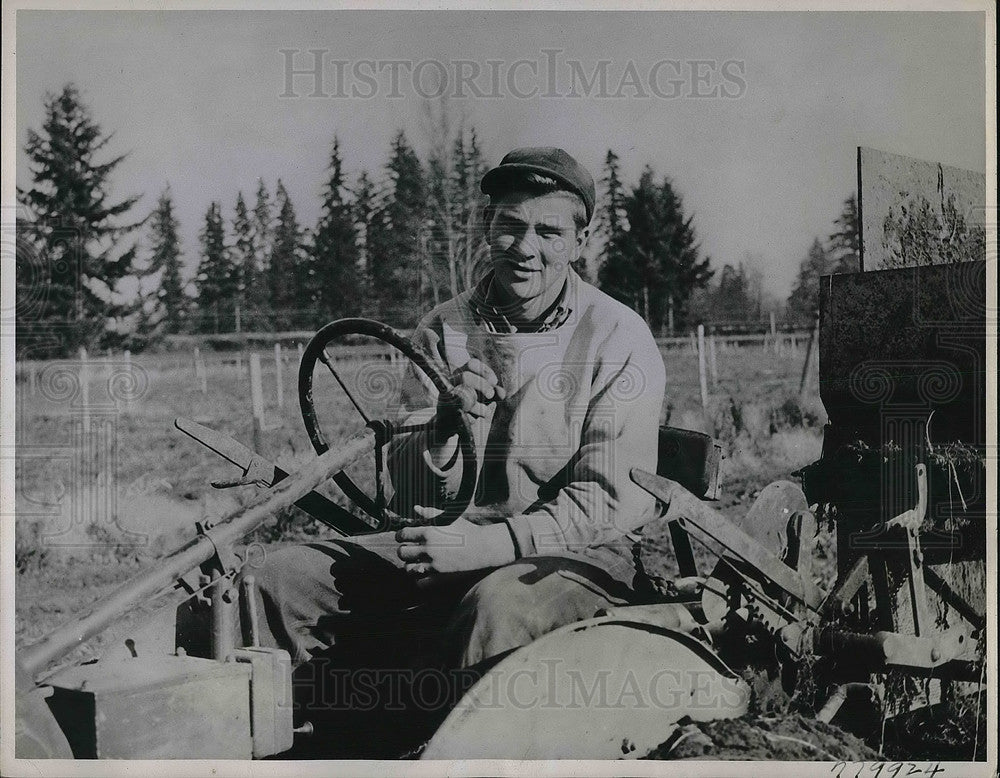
[645,714,882,761]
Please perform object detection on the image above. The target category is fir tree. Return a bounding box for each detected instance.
[352,170,379,317]
[596,150,632,307]
[655,176,713,331]
[787,237,833,324]
[607,166,712,332]
[366,131,428,326]
[712,263,752,321]
[621,166,662,322]
[268,181,310,330]
[456,128,490,291]
[142,185,187,336]
[16,83,143,356]
[313,137,361,321]
[425,123,454,302]
[244,178,274,328]
[426,124,490,298]
[195,202,234,332]
[828,193,861,274]
[231,191,254,331]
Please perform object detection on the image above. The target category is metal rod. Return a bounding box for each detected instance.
[319,348,370,423]
[211,573,237,661]
[22,427,376,677]
[240,575,261,647]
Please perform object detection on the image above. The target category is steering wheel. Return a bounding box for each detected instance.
[298,318,477,529]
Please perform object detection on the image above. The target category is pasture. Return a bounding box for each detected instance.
[13,333,829,651]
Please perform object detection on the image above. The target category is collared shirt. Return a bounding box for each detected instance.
[468,271,573,334]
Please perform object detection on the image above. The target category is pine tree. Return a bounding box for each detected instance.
[195,202,234,333]
[367,131,428,326]
[596,150,633,308]
[456,128,490,290]
[244,178,274,328]
[828,193,861,274]
[16,83,143,356]
[252,178,273,263]
[787,237,833,325]
[656,176,713,331]
[712,263,752,321]
[425,123,454,303]
[231,192,254,332]
[352,170,378,316]
[622,167,663,323]
[142,186,187,336]
[313,137,362,322]
[268,181,310,330]
[608,166,712,332]
[426,124,490,298]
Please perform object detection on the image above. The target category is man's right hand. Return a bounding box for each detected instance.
[444,358,506,419]
[429,359,506,455]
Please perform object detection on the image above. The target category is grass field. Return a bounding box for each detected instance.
[14,338,829,641]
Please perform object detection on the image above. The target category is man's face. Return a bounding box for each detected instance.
[486,191,589,308]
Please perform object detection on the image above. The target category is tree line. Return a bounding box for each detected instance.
[15,83,854,358]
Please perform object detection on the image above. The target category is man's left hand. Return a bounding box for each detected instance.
[396,518,516,575]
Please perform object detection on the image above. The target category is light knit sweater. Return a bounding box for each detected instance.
[389,269,666,558]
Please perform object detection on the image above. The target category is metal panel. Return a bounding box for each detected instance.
[233,647,294,758]
[46,655,252,759]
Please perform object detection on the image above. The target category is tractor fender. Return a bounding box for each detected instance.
[421,614,749,760]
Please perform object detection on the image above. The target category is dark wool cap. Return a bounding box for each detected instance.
[481,147,596,224]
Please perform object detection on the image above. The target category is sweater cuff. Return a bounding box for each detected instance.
[505,512,562,559]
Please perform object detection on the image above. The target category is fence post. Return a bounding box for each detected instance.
[194,349,207,395]
[78,346,91,434]
[708,331,718,389]
[123,349,134,412]
[769,311,777,354]
[697,324,709,412]
[799,318,820,401]
[249,353,265,451]
[274,343,284,408]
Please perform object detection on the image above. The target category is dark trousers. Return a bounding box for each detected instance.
[248,531,642,756]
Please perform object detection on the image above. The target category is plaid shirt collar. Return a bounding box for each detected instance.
[469,269,576,334]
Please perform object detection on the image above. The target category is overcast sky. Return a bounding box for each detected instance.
[14,9,988,300]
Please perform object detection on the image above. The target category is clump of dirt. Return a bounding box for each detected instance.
[645,714,881,761]
[880,684,988,762]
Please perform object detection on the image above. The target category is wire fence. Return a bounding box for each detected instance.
[14,326,820,430]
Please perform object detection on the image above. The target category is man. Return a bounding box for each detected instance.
[253,147,665,711]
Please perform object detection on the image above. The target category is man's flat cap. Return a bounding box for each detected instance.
[481,147,595,223]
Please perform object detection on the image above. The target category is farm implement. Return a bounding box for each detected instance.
[14,261,988,761]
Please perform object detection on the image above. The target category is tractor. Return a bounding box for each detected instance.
[13,260,988,762]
